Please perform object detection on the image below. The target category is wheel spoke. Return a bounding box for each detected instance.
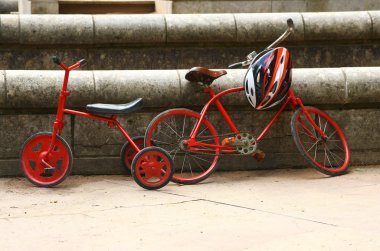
[324,146,334,168]
[306,141,318,153]
[180,153,187,175]
[163,121,182,139]
[188,154,213,164]
[187,155,206,173]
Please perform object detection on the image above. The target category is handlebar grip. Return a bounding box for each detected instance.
[52,56,61,65]
[228,62,243,69]
[78,59,87,66]
[287,18,294,29]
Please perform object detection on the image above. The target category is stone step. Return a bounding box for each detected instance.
[1,67,379,108]
[0,67,379,175]
[0,12,379,70]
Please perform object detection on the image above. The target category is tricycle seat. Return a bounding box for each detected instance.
[86,98,143,115]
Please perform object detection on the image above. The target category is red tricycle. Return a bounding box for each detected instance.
[144,18,350,185]
[20,57,174,190]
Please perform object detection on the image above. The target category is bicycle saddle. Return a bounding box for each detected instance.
[185,67,227,86]
[86,98,143,115]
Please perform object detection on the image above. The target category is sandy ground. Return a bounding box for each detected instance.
[0,166,379,251]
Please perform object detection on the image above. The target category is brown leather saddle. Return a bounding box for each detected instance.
[185,67,227,86]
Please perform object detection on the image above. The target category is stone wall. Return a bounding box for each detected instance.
[171,0,380,13]
[0,0,17,14]
[1,12,380,70]
[0,67,379,176]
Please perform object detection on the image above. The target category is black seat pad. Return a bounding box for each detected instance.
[86,98,143,115]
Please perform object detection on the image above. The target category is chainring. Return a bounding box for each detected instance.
[234,133,257,155]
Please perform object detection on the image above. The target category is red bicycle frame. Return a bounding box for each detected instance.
[44,61,140,163]
[184,86,327,154]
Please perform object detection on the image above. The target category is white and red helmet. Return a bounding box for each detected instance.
[244,47,292,110]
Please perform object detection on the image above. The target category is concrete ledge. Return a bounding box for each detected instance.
[1,11,379,44]
[1,67,379,109]
[166,14,236,42]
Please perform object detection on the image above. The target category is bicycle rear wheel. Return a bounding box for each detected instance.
[291,106,350,176]
[145,108,220,185]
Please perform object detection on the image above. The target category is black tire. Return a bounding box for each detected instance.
[291,107,350,176]
[131,146,174,190]
[20,132,73,187]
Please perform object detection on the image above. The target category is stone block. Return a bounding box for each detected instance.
[5,70,94,108]
[0,114,71,158]
[172,0,271,14]
[235,13,304,42]
[341,109,380,150]
[31,0,58,14]
[93,15,166,44]
[302,12,372,40]
[73,112,157,157]
[291,68,346,105]
[369,11,380,39]
[19,15,93,44]
[344,67,380,104]
[271,0,306,13]
[72,157,125,175]
[0,48,89,70]
[93,70,180,108]
[301,44,380,68]
[166,14,236,42]
[0,0,18,14]
[305,0,380,12]
[350,150,380,166]
[0,159,22,176]
[0,14,19,43]
[0,70,5,106]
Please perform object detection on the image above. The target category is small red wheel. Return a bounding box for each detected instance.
[131,146,174,190]
[120,136,145,174]
[20,132,73,187]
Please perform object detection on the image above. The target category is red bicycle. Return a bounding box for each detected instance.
[144,19,350,185]
[20,57,174,190]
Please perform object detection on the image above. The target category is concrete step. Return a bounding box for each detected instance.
[0,11,379,70]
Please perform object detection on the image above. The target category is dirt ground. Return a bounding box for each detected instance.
[0,166,379,251]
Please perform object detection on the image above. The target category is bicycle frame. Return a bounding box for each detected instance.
[184,86,327,154]
[44,62,140,166]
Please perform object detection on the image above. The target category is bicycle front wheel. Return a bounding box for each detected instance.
[145,108,220,185]
[291,106,350,176]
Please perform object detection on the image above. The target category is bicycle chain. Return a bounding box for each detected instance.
[172,132,258,157]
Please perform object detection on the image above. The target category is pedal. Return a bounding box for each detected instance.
[222,137,235,146]
[252,149,266,162]
[40,167,55,177]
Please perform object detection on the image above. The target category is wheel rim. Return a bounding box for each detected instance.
[21,134,71,186]
[294,108,350,172]
[123,137,145,171]
[134,150,172,187]
[146,109,219,183]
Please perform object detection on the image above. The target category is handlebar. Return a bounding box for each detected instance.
[228,62,244,69]
[51,56,87,70]
[227,18,295,69]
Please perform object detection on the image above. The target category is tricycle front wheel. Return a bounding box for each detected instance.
[20,132,73,187]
